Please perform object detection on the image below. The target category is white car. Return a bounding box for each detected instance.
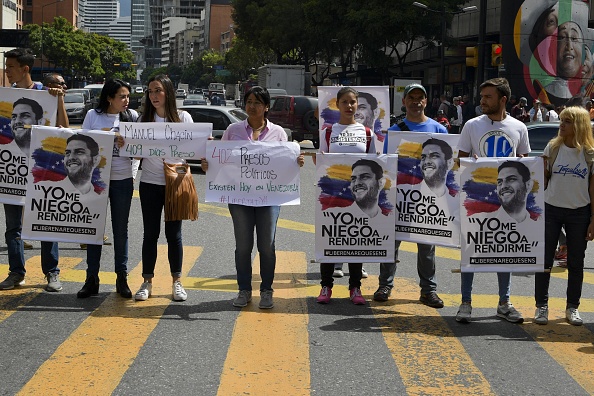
[175,89,187,99]
[134,86,144,94]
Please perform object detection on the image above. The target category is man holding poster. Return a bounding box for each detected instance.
[456,77,530,324]
[0,48,63,292]
[375,83,447,308]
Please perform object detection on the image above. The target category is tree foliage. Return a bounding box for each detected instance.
[24,17,136,83]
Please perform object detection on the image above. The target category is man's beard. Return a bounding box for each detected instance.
[481,103,502,115]
[500,186,527,213]
[67,159,94,185]
[12,126,31,153]
[354,183,380,208]
[423,163,448,188]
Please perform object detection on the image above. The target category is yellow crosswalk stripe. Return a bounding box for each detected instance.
[16,246,202,395]
[0,257,81,324]
[362,277,495,396]
[217,251,311,395]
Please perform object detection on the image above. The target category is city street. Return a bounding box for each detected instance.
[0,141,593,395]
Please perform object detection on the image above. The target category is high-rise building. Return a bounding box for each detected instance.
[80,0,120,35]
[131,0,151,53]
[108,16,132,49]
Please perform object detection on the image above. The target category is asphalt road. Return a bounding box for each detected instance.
[0,140,593,395]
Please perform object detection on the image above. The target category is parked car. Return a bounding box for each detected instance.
[67,88,91,109]
[64,92,90,124]
[175,89,187,99]
[134,86,144,94]
[84,83,104,107]
[183,94,207,106]
[267,95,318,147]
[267,88,287,109]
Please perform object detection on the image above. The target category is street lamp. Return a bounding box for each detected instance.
[412,1,477,97]
[40,0,64,77]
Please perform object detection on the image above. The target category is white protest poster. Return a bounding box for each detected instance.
[318,86,390,143]
[315,153,397,263]
[204,140,301,206]
[22,126,114,245]
[387,132,461,247]
[119,122,212,159]
[460,157,545,272]
[0,87,58,205]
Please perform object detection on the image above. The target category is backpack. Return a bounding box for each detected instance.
[325,126,372,153]
[447,103,458,120]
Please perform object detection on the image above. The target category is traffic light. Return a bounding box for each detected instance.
[466,46,478,68]
[491,44,503,66]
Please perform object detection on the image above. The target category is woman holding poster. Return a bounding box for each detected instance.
[77,79,138,299]
[316,87,377,305]
[535,106,594,326]
[133,74,194,303]
[201,86,304,309]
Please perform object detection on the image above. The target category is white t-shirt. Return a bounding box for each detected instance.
[139,111,194,185]
[529,107,544,122]
[318,122,376,153]
[544,143,592,208]
[458,115,531,157]
[82,109,139,180]
[547,110,559,121]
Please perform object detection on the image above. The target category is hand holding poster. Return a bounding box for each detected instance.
[460,157,545,272]
[387,132,461,247]
[315,153,397,263]
[204,140,301,206]
[22,126,114,245]
[317,86,390,142]
[119,122,212,159]
[0,87,58,204]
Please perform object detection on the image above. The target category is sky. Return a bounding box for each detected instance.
[120,0,130,17]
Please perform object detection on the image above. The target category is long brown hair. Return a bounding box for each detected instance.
[141,74,181,122]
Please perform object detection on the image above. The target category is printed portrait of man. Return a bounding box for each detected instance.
[420,138,454,198]
[354,92,380,131]
[349,158,386,218]
[496,161,533,223]
[64,134,101,195]
[11,97,43,156]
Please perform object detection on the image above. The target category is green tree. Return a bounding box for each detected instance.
[225,37,274,80]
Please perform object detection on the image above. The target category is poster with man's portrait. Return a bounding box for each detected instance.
[22,126,114,245]
[502,0,594,107]
[459,157,545,273]
[317,86,390,143]
[315,153,397,263]
[386,132,461,247]
[0,87,58,205]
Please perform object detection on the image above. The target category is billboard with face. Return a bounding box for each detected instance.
[502,0,594,106]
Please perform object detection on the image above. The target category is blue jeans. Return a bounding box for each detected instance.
[139,182,183,278]
[228,204,280,291]
[378,240,436,294]
[460,272,511,304]
[86,178,133,276]
[4,204,59,275]
[535,203,590,309]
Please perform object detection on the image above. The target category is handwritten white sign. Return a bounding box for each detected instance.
[204,140,301,206]
[119,122,212,159]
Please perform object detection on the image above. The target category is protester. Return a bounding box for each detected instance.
[377,83,447,308]
[534,106,594,326]
[0,48,62,292]
[529,99,544,122]
[545,103,559,121]
[316,87,377,305]
[450,96,463,134]
[134,74,193,302]
[434,109,451,131]
[201,86,304,309]
[77,79,138,299]
[511,97,530,123]
[456,77,530,324]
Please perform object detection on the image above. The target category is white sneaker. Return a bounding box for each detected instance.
[172,280,187,301]
[361,268,368,278]
[332,269,344,277]
[566,308,583,326]
[456,302,472,323]
[134,282,152,301]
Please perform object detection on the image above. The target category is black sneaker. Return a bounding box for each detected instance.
[420,292,444,308]
[373,286,391,302]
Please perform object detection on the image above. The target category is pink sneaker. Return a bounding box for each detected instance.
[316,286,332,303]
[349,287,366,305]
